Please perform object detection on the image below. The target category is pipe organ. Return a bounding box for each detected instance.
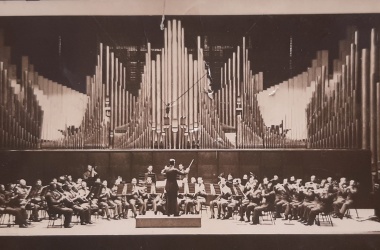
[1,21,380,178]
[114,20,235,149]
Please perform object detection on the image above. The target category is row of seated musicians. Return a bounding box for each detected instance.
[0,175,357,228]
[0,177,244,228]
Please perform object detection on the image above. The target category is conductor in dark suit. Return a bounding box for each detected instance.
[161,159,191,216]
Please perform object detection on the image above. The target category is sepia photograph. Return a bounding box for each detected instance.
[0,0,380,249]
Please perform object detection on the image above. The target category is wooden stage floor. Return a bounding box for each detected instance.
[0,209,379,236]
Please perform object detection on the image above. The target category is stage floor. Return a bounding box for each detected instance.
[0,209,379,236]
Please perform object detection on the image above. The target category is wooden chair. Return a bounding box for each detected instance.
[345,206,359,219]
[315,211,333,226]
[259,205,276,225]
[0,213,16,228]
[47,211,64,228]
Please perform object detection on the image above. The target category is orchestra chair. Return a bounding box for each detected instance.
[343,199,359,219]
[46,211,64,228]
[201,183,213,217]
[345,207,359,219]
[233,206,240,220]
[315,211,333,227]
[0,213,16,228]
[200,203,208,217]
[259,205,276,225]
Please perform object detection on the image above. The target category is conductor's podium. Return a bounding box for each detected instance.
[135,214,201,228]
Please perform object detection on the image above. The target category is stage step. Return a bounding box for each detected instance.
[135,214,201,228]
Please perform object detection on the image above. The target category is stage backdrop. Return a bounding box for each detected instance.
[0,149,372,206]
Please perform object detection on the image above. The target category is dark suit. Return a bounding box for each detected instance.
[162,168,186,215]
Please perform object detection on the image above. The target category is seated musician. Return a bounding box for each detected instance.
[15,179,41,222]
[250,181,276,225]
[66,175,76,187]
[98,180,119,220]
[243,181,262,222]
[303,184,335,226]
[181,178,195,214]
[145,165,157,188]
[210,177,231,219]
[297,186,316,223]
[274,179,291,219]
[226,174,234,188]
[177,164,187,181]
[239,177,259,222]
[141,178,157,215]
[193,177,207,214]
[319,179,327,189]
[332,177,348,217]
[83,165,98,187]
[305,175,319,189]
[190,177,197,184]
[154,193,167,215]
[137,185,151,215]
[286,179,304,220]
[62,184,92,225]
[76,178,83,190]
[111,178,129,219]
[45,182,73,228]
[128,178,144,217]
[271,175,280,186]
[77,181,99,216]
[0,184,28,228]
[224,178,244,220]
[26,179,46,221]
[334,179,358,219]
[241,174,248,186]
[289,176,296,185]
[326,177,334,186]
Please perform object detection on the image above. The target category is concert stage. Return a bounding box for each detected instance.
[0,209,378,236]
[0,210,379,250]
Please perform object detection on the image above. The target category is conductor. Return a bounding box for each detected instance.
[161,158,192,216]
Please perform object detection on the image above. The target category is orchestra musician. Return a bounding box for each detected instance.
[178,164,189,181]
[77,181,99,216]
[250,181,276,225]
[244,180,262,222]
[305,175,319,189]
[239,177,259,222]
[154,193,167,215]
[45,182,73,228]
[334,180,358,219]
[298,186,317,223]
[274,179,291,219]
[161,159,191,217]
[193,177,207,214]
[83,165,98,187]
[241,174,248,186]
[111,178,130,219]
[98,180,119,220]
[303,184,335,226]
[209,177,231,219]
[62,184,92,225]
[128,178,145,217]
[224,178,244,220]
[286,179,304,220]
[332,177,348,217]
[0,184,29,228]
[26,179,46,222]
[145,165,157,185]
[180,178,193,214]
[15,179,41,222]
